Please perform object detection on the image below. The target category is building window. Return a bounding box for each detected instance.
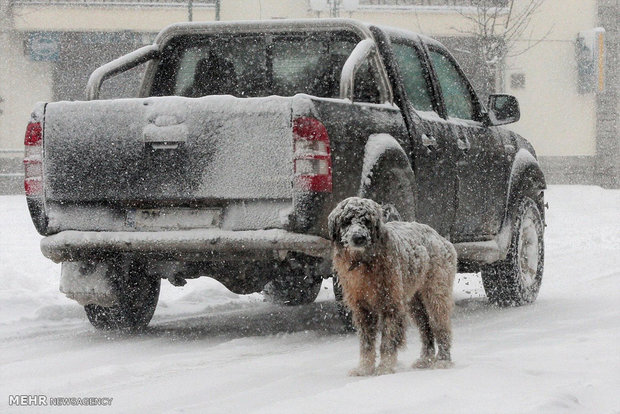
[510,73,526,89]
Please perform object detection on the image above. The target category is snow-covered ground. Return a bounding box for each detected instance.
[1,186,618,413]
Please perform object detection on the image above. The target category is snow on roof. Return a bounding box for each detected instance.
[154,18,377,46]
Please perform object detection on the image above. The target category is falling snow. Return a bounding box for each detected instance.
[1,185,618,413]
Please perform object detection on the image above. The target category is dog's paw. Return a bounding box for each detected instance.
[413,356,436,369]
[348,366,375,377]
[375,364,396,376]
[433,359,454,369]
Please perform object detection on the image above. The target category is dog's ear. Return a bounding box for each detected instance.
[381,203,402,222]
[377,218,389,244]
[327,204,342,242]
[370,205,386,243]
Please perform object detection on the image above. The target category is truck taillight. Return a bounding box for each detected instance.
[24,121,43,196]
[293,117,332,192]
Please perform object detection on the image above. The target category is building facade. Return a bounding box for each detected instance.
[0,0,617,192]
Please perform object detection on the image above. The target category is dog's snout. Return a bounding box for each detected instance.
[351,232,368,247]
[342,223,371,249]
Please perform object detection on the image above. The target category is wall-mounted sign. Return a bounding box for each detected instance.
[510,73,525,89]
[28,32,60,62]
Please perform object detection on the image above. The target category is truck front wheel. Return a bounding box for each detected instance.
[481,196,544,307]
[84,259,160,331]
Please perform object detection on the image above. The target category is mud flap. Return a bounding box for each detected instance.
[59,262,118,307]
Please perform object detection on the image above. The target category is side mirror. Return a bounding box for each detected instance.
[486,94,520,126]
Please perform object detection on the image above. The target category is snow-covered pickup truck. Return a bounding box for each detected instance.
[25,19,546,331]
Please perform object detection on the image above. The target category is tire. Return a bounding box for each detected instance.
[263,256,324,306]
[481,196,545,307]
[84,258,160,332]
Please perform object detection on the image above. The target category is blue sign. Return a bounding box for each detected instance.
[29,32,60,62]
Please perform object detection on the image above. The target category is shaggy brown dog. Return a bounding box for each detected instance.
[328,197,457,375]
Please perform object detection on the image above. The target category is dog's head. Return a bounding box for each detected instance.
[327,197,386,253]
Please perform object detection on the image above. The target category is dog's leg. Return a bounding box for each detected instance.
[409,293,436,369]
[421,289,454,369]
[349,307,378,376]
[376,306,406,375]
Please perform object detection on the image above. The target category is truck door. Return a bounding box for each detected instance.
[425,46,509,240]
[387,36,459,237]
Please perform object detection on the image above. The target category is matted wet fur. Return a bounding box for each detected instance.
[328,197,457,375]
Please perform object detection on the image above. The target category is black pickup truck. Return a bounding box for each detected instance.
[24,19,546,330]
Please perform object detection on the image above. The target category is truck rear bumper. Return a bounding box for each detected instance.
[41,229,332,263]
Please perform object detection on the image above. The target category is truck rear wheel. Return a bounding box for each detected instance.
[84,259,160,331]
[481,196,544,307]
[263,256,324,306]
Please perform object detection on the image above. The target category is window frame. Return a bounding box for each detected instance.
[148,31,383,101]
[423,43,485,123]
[389,36,440,115]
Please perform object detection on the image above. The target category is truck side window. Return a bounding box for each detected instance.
[391,42,434,112]
[428,49,476,120]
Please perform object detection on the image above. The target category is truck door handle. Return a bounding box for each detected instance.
[457,136,471,152]
[143,117,188,150]
[422,134,437,148]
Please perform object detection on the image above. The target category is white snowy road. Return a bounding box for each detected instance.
[1,186,619,413]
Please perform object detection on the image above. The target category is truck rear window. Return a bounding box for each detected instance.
[150,31,379,102]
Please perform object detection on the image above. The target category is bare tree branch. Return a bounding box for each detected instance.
[452,0,547,93]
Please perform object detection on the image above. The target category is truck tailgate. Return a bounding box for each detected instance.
[43,95,293,203]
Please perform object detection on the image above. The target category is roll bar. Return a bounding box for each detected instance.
[86,45,159,100]
[85,19,393,104]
